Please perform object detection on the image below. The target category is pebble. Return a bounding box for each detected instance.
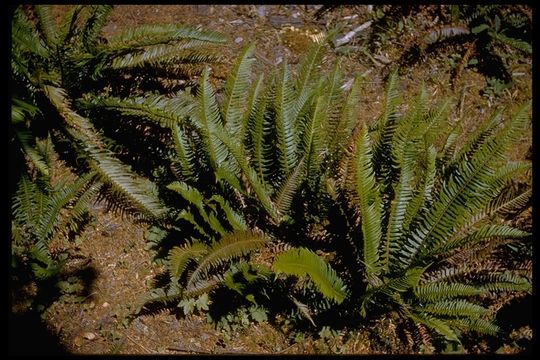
[235,37,243,44]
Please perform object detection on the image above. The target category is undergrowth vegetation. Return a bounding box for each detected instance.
[10,5,532,354]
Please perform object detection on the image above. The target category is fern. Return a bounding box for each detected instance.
[272,247,347,304]
[186,230,268,288]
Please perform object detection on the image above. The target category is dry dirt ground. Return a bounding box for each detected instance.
[10,5,532,355]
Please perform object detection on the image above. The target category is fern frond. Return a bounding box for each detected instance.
[169,241,209,281]
[193,67,228,169]
[110,39,221,70]
[423,299,488,318]
[171,123,198,181]
[414,282,486,302]
[328,76,362,163]
[186,230,268,288]
[34,5,58,48]
[80,92,196,129]
[273,157,305,217]
[274,61,298,173]
[438,224,530,256]
[222,43,255,134]
[447,317,499,336]
[401,103,530,267]
[408,312,459,342]
[88,144,168,219]
[108,23,227,49]
[272,247,347,304]
[81,5,114,52]
[354,126,382,278]
[209,195,247,231]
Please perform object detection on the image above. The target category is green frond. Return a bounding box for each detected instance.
[167,181,211,225]
[372,70,400,144]
[169,241,209,281]
[272,157,305,217]
[193,67,228,169]
[222,43,255,134]
[272,247,348,304]
[171,123,198,181]
[301,95,326,188]
[12,174,40,230]
[13,127,50,177]
[175,210,208,238]
[57,5,84,46]
[34,5,58,48]
[81,5,114,52]
[111,39,221,70]
[79,92,196,129]
[489,188,531,216]
[449,108,504,168]
[246,75,272,180]
[354,126,382,278]
[186,230,268,288]
[88,144,168,219]
[274,61,298,173]
[11,7,50,61]
[414,282,486,302]
[35,173,94,241]
[108,23,227,49]
[404,146,437,233]
[327,75,361,162]
[422,299,488,318]
[447,317,499,336]
[408,312,460,342]
[438,224,530,255]
[211,128,279,222]
[401,103,530,267]
[209,195,247,231]
[293,41,326,124]
[477,272,530,293]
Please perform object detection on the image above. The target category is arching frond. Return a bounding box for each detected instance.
[169,241,209,281]
[222,43,255,134]
[186,230,268,288]
[272,247,347,304]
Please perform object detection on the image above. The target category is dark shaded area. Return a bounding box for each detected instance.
[9,310,69,355]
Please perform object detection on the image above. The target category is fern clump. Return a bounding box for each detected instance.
[83,30,530,348]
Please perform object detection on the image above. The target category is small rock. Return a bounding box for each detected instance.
[256,5,266,17]
[83,332,96,340]
[102,302,110,308]
[235,37,243,44]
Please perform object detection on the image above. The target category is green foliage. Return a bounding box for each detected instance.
[337,75,531,344]
[11,5,226,221]
[272,248,348,304]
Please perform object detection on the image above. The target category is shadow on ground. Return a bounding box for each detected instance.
[9,310,69,355]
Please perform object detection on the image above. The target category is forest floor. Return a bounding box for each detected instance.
[10,5,532,355]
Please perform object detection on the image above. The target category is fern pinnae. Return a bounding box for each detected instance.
[195,67,228,169]
[275,61,298,174]
[169,241,209,281]
[223,43,255,134]
[272,156,305,217]
[34,5,57,48]
[171,123,197,181]
[354,126,382,278]
[209,195,247,231]
[186,230,268,288]
[81,5,114,52]
[272,247,348,304]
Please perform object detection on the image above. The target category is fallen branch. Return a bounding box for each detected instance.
[334,21,372,47]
